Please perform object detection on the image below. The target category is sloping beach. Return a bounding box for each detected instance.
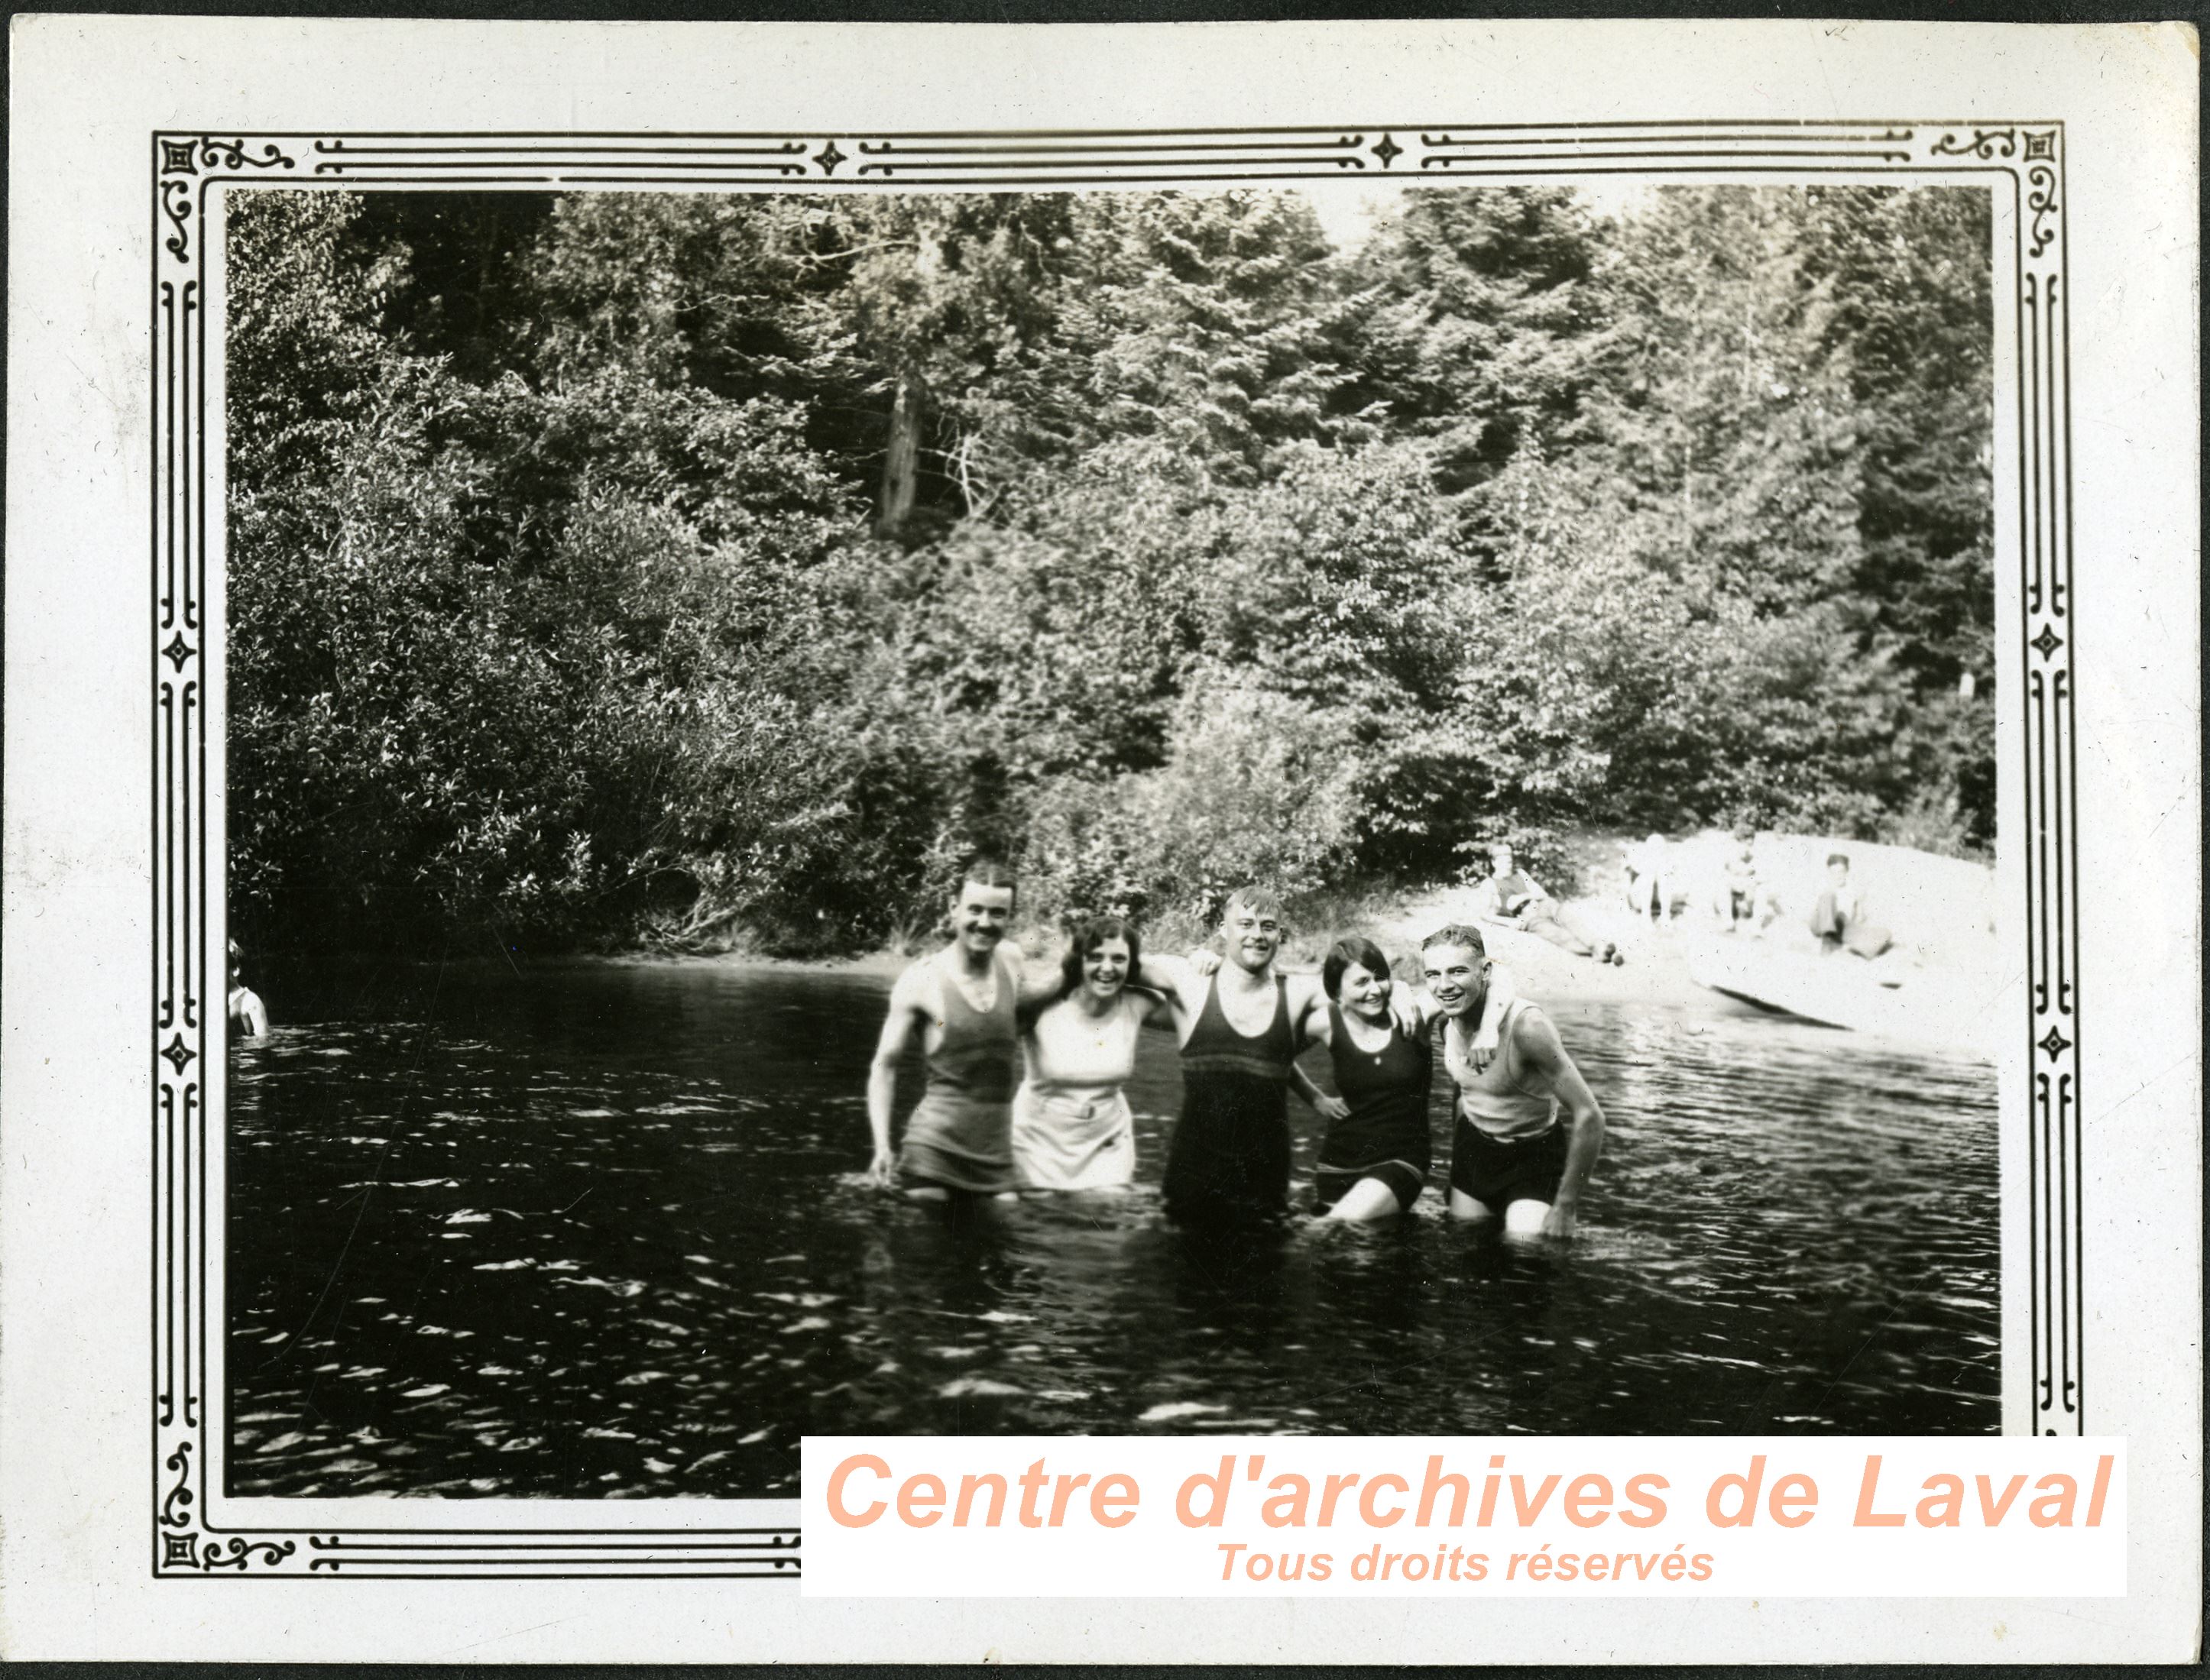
[1372,830,2001,1062]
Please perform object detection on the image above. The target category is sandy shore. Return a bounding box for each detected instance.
[664,829,1997,1060]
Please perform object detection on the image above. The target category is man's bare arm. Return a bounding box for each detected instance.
[1131,950,1207,1014]
[1515,1012,1604,1238]
[865,969,927,1186]
[1006,941,1068,1009]
[1289,1058,1346,1122]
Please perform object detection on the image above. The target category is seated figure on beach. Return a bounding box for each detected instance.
[1302,937,1512,1225]
[1469,842,1621,966]
[1808,852,1894,960]
[1716,830,1764,931]
[867,859,1064,1202]
[1009,915,1170,1192]
[227,939,269,1038]
[1423,924,1606,1241]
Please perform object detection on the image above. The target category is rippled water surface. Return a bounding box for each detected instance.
[226,960,1998,1497]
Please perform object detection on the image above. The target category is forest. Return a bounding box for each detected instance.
[226,183,1993,956]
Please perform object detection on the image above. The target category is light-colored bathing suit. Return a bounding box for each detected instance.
[1011,991,1147,1190]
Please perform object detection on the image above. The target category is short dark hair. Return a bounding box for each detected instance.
[1321,937,1392,999]
[1421,924,1487,960]
[956,857,1018,904]
[1059,915,1142,997]
[1826,852,1850,870]
[1221,885,1284,924]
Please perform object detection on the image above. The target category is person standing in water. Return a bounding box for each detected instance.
[867,859,1060,1201]
[1009,915,1170,1191]
[1304,937,1513,1223]
[1422,924,1606,1240]
[227,939,269,1038]
[1126,887,1341,1225]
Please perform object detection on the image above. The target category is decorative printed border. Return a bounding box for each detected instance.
[150,121,2079,1578]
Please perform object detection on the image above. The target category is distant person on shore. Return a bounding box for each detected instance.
[1301,937,1512,1224]
[1715,828,1774,931]
[1470,842,1621,966]
[1715,835,1768,937]
[1621,833,1677,922]
[1422,924,1606,1241]
[1009,915,1171,1192]
[867,859,1063,1201]
[227,940,269,1038]
[1809,853,1894,960]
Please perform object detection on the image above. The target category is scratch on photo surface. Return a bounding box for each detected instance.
[1807,1301,1901,1416]
[449,1614,582,1655]
[276,947,451,1388]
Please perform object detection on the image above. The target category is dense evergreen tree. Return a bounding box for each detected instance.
[227,183,1995,955]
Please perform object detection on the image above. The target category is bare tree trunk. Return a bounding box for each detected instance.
[877,372,921,536]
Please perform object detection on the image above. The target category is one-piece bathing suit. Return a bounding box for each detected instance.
[1312,1003,1434,1213]
[1162,974,1296,1225]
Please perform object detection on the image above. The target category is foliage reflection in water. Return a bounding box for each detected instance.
[225,961,1998,1498]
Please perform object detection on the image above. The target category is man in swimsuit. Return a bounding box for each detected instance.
[1422,924,1606,1241]
[866,860,1061,1201]
[1133,887,1353,1225]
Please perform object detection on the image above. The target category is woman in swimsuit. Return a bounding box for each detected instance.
[1304,938,1516,1223]
[1010,916,1169,1191]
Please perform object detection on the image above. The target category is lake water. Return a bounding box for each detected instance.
[225,959,1999,1498]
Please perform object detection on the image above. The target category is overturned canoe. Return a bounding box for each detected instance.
[1687,941,1927,1040]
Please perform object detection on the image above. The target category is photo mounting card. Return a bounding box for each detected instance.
[3,14,2199,1665]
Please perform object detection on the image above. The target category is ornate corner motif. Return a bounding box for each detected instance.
[2025,164,2059,259]
[1931,126,2014,159]
[166,1533,302,1571]
[157,136,297,263]
[157,1441,307,1573]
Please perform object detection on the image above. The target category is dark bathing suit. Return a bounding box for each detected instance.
[1446,998,1567,1211]
[896,952,1021,1194]
[1312,1004,1433,1214]
[1163,974,1296,1225]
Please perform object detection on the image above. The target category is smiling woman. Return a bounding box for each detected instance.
[1010,917,1169,1191]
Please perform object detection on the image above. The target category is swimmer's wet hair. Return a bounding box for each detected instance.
[1321,937,1393,1000]
[955,857,1018,903]
[1220,885,1284,924]
[1421,924,1487,959]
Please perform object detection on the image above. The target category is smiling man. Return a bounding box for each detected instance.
[1421,924,1606,1241]
[867,859,1060,1201]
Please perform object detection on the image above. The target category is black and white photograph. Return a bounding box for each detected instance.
[219,173,2004,1501]
[2,14,2198,1663]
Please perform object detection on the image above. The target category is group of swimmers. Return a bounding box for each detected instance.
[865,860,1606,1238]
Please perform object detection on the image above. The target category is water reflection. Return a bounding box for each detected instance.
[226,960,1998,1497]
